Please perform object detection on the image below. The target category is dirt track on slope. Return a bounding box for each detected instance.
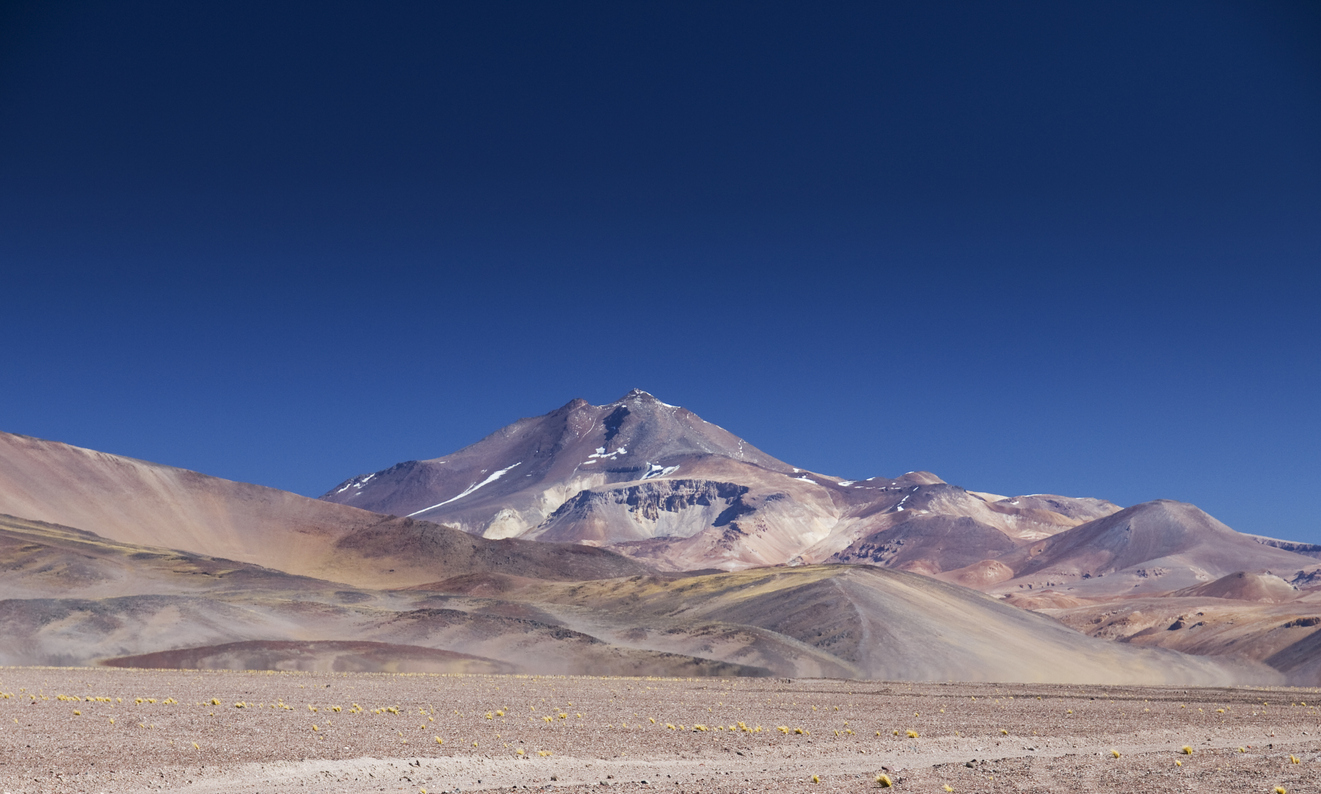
[2,667,1319,793]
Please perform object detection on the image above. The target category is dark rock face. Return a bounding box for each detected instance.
[603,406,629,445]
[534,480,752,542]
[545,480,749,522]
[1255,537,1321,560]
[1282,617,1321,628]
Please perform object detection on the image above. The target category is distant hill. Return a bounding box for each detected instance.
[0,430,648,589]
[946,500,1319,598]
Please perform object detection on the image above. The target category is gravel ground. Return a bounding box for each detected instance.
[2,667,1319,793]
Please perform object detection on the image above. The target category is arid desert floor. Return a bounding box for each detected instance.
[1,667,1319,793]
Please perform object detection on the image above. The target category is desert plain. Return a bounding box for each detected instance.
[1,667,1318,793]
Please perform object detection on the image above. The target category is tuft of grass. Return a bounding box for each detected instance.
[811,774,820,783]
[1110,749,1120,758]
[1180,745,1193,755]
[906,730,919,738]
[1290,754,1300,764]
[875,773,893,788]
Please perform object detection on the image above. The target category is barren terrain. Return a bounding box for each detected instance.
[2,667,1319,793]
[0,512,1269,685]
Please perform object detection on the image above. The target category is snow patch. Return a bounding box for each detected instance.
[334,473,377,494]
[642,463,680,480]
[407,462,522,517]
[837,480,854,487]
[585,446,628,463]
[795,475,816,483]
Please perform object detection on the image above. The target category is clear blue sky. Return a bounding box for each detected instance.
[2,2,1319,542]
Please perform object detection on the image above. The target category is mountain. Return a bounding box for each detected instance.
[322,391,1116,571]
[307,392,1321,683]
[320,388,846,571]
[6,394,1321,684]
[944,500,1320,598]
[0,430,649,589]
[323,389,792,520]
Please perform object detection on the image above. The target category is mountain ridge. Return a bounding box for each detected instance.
[4,391,1321,683]
[320,391,1123,572]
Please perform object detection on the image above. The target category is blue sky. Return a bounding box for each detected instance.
[2,1,1319,542]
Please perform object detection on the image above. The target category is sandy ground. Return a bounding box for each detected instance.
[2,667,1319,793]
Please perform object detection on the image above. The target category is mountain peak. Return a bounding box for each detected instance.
[615,388,667,405]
